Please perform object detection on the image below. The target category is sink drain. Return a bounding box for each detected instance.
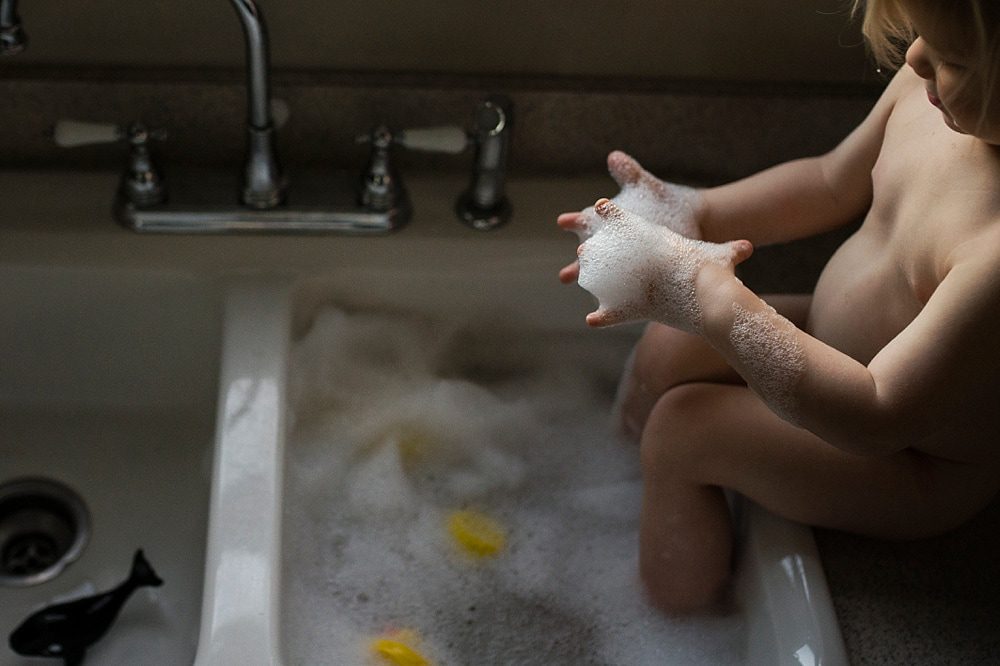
[0,478,90,587]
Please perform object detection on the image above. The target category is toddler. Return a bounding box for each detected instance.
[558,0,1000,614]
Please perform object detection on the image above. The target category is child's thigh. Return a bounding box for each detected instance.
[645,381,995,539]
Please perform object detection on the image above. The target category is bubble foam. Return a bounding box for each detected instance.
[570,152,702,245]
[577,201,743,331]
[729,303,805,422]
[281,310,744,664]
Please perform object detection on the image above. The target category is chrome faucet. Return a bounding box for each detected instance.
[229,0,286,209]
[0,0,27,55]
[5,1,283,206]
[24,2,516,234]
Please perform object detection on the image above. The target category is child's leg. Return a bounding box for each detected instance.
[616,294,810,440]
[638,381,998,614]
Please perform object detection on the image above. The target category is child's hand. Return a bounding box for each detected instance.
[558,151,704,284]
[577,198,752,330]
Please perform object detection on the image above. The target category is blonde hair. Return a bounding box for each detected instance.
[852,0,999,128]
[853,0,915,69]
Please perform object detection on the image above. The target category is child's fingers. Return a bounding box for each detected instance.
[594,197,626,220]
[607,150,642,187]
[726,239,754,266]
[559,261,580,284]
[608,150,673,199]
[556,211,585,230]
[586,305,632,328]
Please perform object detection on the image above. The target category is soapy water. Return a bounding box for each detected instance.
[282,309,743,665]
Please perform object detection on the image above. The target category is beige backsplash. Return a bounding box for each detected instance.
[0,70,878,184]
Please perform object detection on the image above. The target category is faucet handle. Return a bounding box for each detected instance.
[53,121,167,208]
[53,120,124,148]
[356,125,404,213]
[355,125,469,155]
[53,120,168,148]
[395,126,468,154]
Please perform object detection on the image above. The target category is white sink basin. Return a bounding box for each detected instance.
[0,265,222,665]
[206,238,847,665]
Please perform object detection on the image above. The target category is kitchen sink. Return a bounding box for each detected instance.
[0,264,222,665]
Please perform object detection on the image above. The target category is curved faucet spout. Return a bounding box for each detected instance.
[228,0,272,131]
[227,0,286,208]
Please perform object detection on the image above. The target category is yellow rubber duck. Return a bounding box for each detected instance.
[447,509,507,558]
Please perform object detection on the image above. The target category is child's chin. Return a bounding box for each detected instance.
[940,112,969,136]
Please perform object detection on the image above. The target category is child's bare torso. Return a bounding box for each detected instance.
[806,76,1000,461]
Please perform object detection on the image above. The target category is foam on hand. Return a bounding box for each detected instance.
[577,199,751,330]
[567,151,703,245]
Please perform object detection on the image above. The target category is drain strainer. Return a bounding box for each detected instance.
[0,478,90,587]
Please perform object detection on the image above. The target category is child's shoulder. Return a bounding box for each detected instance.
[874,66,924,115]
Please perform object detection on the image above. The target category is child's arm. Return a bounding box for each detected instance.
[694,247,1000,457]
[698,69,918,246]
[559,69,916,282]
[579,198,1000,458]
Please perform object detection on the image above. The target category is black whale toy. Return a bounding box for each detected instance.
[8,549,163,665]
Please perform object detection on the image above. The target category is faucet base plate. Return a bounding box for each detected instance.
[119,204,408,235]
[113,169,410,234]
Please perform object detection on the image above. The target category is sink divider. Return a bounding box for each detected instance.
[195,277,294,666]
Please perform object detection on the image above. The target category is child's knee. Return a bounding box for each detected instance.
[640,383,718,475]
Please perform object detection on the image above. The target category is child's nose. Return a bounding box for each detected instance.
[905,37,934,80]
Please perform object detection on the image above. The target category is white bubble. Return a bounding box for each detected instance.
[577,203,740,331]
[281,310,744,664]
[729,303,806,422]
[615,180,701,240]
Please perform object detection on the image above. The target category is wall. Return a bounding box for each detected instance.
[5,0,869,84]
[0,1,882,187]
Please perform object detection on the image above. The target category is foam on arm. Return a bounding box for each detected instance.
[728,302,806,423]
[699,275,903,455]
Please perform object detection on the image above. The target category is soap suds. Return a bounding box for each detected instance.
[609,150,701,241]
[577,200,748,331]
[570,151,702,244]
[729,303,806,423]
[282,310,744,665]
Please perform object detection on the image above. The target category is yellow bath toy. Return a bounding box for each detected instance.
[447,509,506,557]
[369,629,431,666]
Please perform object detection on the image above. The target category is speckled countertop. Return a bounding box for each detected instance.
[816,499,1000,665]
[2,69,998,665]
